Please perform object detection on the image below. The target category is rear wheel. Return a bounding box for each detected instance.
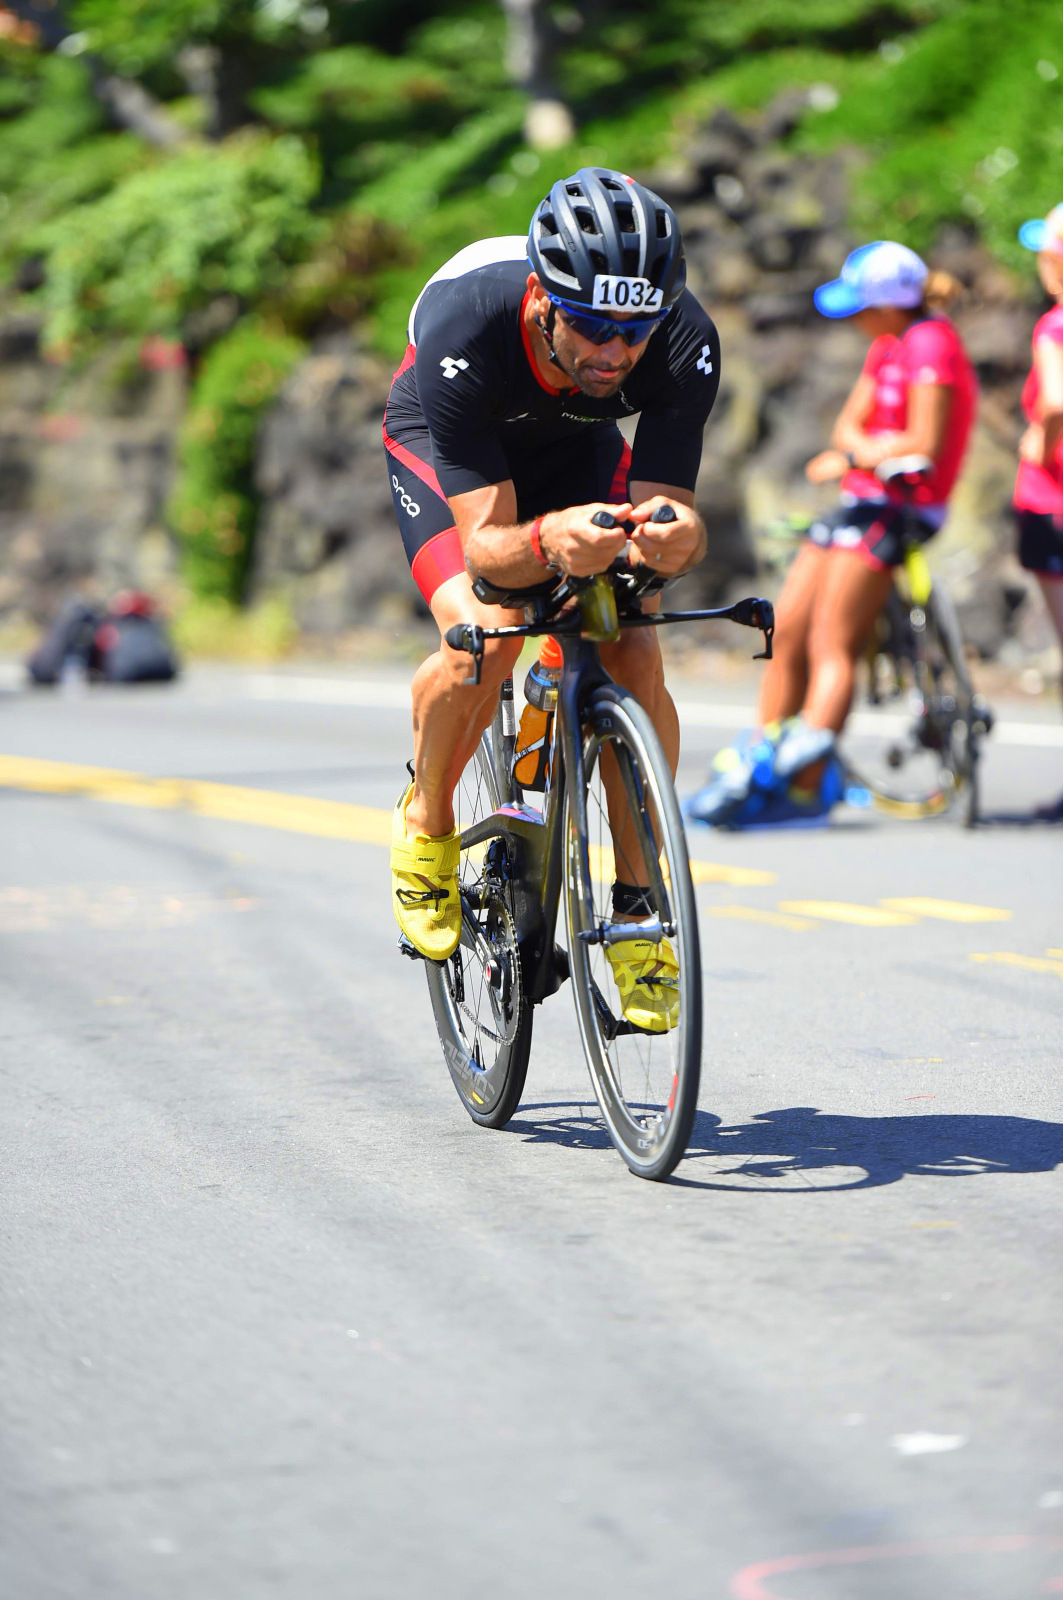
[851,587,981,821]
[564,689,701,1181]
[425,703,533,1128]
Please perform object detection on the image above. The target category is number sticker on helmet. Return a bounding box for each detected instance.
[592,275,663,312]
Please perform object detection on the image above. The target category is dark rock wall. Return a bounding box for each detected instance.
[0,100,1053,658]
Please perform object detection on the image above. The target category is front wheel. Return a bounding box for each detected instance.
[564,689,702,1180]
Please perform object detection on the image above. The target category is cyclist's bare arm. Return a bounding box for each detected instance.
[453,479,708,586]
[454,480,630,584]
[832,378,952,468]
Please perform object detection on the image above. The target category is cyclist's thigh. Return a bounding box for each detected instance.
[809,547,894,656]
[385,428,467,606]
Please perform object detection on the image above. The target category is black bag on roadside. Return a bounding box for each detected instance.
[27,591,178,686]
[95,597,179,683]
[26,599,103,685]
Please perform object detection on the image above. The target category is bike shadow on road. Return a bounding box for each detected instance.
[674,1105,1063,1191]
[507,1102,1063,1190]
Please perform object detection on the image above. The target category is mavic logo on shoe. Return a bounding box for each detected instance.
[440,356,470,380]
[696,345,714,376]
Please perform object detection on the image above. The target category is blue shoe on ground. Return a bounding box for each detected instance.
[741,756,845,829]
[685,717,837,830]
[773,718,836,780]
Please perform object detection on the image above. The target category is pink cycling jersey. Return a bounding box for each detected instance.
[1014,304,1063,516]
[841,315,977,508]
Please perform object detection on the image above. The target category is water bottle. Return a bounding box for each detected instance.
[514,635,562,791]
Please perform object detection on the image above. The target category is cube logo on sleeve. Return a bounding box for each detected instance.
[440,356,470,380]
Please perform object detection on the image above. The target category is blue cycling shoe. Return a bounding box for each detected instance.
[739,756,845,829]
[685,717,838,830]
[683,723,784,826]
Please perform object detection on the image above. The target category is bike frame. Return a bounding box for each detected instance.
[449,577,774,1004]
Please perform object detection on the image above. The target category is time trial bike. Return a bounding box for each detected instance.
[399,505,773,1181]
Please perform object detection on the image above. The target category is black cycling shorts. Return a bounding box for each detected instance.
[383,352,632,603]
[1015,508,1063,579]
[806,501,939,570]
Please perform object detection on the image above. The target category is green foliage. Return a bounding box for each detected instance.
[169,320,302,600]
[30,132,320,352]
[170,593,298,660]
[4,0,1063,609]
[795,0,1063,263]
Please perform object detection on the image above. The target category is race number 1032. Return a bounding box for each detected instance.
[591,275,663,312]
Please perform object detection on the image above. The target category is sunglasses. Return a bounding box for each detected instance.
[548,294,668,347]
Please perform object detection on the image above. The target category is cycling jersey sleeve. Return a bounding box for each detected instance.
[413,309,510,496]
[903,319,963,386]
[628,294,721,490]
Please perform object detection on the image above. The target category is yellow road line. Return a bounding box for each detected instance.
[0,754,776,885]
[969,951,1063,979]
[777,900,919,927]
[706,905,817,932]
[0,755,391,845]
[880,897,1011,923]
[689,859,776,888]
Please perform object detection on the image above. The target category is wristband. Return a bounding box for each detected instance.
[530,518,558,571]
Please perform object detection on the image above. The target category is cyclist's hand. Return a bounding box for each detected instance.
[540,502,631,576]
[628,495,705,575]
[805,449,849,483]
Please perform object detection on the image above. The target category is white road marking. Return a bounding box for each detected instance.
[891,1432,968,1456]
[243,677,1063,748]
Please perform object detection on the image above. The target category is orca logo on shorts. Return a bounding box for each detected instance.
[391,473,420,517]
[439,356,470,380]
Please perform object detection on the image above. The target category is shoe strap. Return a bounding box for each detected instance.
[391,830,460,878]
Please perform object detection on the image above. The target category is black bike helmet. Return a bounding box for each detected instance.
[528,167,686,308]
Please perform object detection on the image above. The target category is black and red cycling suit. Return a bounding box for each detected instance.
[382,237,722,602]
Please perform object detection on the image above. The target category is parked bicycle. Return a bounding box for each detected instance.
[399,505,774,1181]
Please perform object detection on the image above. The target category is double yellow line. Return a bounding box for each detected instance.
[0,755,772,888]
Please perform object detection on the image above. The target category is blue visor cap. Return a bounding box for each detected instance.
[813,278,866,318]
[814,240,928,319]
[1019,219,1049,252]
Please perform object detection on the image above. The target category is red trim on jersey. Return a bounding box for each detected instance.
[411,526,465,603]
[519,291,576,396]
[392,342,416,383]
[382,426,446,500]
[608,440,633,503]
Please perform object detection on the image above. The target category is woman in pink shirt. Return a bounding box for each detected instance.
[689,241,977,828]
[1014,205,1063,819]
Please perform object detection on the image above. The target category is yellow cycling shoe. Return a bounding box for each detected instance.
[391,782,462,962]
[605,935,680,1033]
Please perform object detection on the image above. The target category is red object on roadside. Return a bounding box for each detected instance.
[140,337,187,371]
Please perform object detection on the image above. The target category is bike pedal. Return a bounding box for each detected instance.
[397,933,424,962]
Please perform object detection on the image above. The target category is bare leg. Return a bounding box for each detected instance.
[405,573,524,839]
[1037,574,1063,651]
[757,542,829,726]
[803,551,894,733]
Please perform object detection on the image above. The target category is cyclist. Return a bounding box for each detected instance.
[384,167,720,1030]
[688,240,976,827]
[1015,204,1063,820]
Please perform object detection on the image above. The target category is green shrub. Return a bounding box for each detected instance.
[169,320,303,602]
[29,130,321,352]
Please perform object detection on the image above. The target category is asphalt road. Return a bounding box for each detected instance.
[2,662,1061,1600]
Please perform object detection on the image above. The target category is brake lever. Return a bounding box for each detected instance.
[726,596,775,660]
[444,622,485,686]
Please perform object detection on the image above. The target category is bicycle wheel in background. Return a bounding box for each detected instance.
[564,688,701,1181]
[848,588,982,823]
[425,692,533,1128]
